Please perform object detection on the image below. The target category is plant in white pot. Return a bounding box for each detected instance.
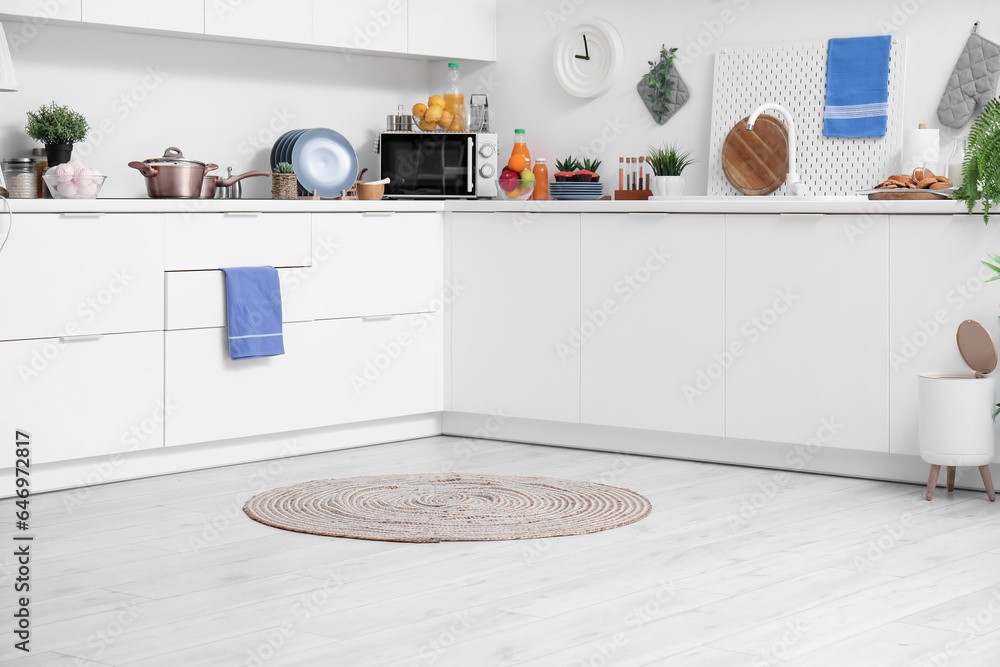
[646,142,694,196]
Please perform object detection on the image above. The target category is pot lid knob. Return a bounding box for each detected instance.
[163,147,184,158]
[957,319,998,377]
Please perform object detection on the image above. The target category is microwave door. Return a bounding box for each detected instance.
[383,134,475,198]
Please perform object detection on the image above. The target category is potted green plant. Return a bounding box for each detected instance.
[25,102,89,167]
[271,162,297,199]
[646,142,695,196]
[953,98,1000,223]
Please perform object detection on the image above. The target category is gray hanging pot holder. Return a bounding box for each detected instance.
[637,68,690,125]
[937,31,1000,129]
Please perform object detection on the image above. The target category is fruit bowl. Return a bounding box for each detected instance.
[496,176,535,201]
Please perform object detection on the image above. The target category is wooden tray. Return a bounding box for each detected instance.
[721,115,788,195]
[867,190,949,200]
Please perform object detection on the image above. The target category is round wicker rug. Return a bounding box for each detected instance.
[242,473,652,543]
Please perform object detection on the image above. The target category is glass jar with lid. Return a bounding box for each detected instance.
[3,158,37,198]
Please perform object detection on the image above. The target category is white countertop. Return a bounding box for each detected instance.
[0,195,980,216]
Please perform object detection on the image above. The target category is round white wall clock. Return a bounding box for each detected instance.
[553,19,624,98]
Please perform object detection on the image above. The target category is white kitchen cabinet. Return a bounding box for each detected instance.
[82,0,203,33]
[580,213,726,436]
[407,0,496,61]
[300,212,442,320]
[164,315,441,446]
[0,0,81,21]
[204,0,310,44]
[164,322,326,446]
[888,214,1000,457]
[724,214,889,452]
[0,213,163,341]
[0,331,164,466]
[313,0,407,54]
[164,212,311,271]
[450,212,581,422]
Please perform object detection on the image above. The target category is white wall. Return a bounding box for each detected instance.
[463,0,990,195]
[0,22,433,198]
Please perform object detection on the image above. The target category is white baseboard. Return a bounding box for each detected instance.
[441,412,997,493]
[6,413,442,496]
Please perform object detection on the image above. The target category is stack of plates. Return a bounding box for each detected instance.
[270,128,359,198]
[549,181,604,201]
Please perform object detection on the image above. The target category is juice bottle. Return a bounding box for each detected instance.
[531,158,548,200]
[509,128,531,171]
[444,62,466,132]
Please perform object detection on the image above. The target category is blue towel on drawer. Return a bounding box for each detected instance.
[823,35,892,138]
[220,266,284,360]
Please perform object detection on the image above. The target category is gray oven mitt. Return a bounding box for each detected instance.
[637,68,690,125]
[937,32,1000,129]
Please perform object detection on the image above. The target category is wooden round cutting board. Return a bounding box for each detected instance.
[721,115,789,195]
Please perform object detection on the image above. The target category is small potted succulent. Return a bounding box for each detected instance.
[646,142,695,196]
[25,102,89,167]
[272,162,297,199]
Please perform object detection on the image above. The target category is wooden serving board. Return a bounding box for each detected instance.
[867,190,949,200]
[721,115,789,195]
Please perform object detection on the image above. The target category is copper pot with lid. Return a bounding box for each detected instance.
[128,147,219,198]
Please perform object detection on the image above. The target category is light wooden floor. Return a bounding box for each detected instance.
[5,435,1000,666]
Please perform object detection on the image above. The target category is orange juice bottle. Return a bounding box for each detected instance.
[510,129,531,170]
[531,158,548,200]
[444,63,466,132]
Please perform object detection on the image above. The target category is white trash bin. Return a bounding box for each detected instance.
[918,319,998,501]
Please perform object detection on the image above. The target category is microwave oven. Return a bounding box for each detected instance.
[378,132,498,199]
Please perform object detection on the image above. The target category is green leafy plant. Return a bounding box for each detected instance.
[646,142,695,176]
[555,156,582,173]
[25,101,89,145]
[643,45,679,124]
[274,162,295,174]
[952,98,1000,223]
[582,158,602,173]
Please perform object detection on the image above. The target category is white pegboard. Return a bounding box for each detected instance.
[709,39,905,196]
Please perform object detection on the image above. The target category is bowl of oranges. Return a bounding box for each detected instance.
[412,95,466,132]
[498,153,535,200]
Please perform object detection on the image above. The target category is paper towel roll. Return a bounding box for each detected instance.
[901,127,940,174]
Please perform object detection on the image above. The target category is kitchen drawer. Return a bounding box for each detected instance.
[0,331,164,466]
[164,322,327,446]
[205,0,311,44]
[300,212,443,320]
[0,213,164,341]
[164,212,311,271]
[82,0,203,33]
[164,315,442,446]
[165,269,311,330]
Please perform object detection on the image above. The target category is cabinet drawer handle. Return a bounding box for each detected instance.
[59,334,104,343]
[223,211,263,217]
[362,315,394,321]
[362,211,394,217]
[60,212,105,219]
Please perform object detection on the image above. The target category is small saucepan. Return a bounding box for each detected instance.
[199,170,271,199]
[129,147,219,199]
